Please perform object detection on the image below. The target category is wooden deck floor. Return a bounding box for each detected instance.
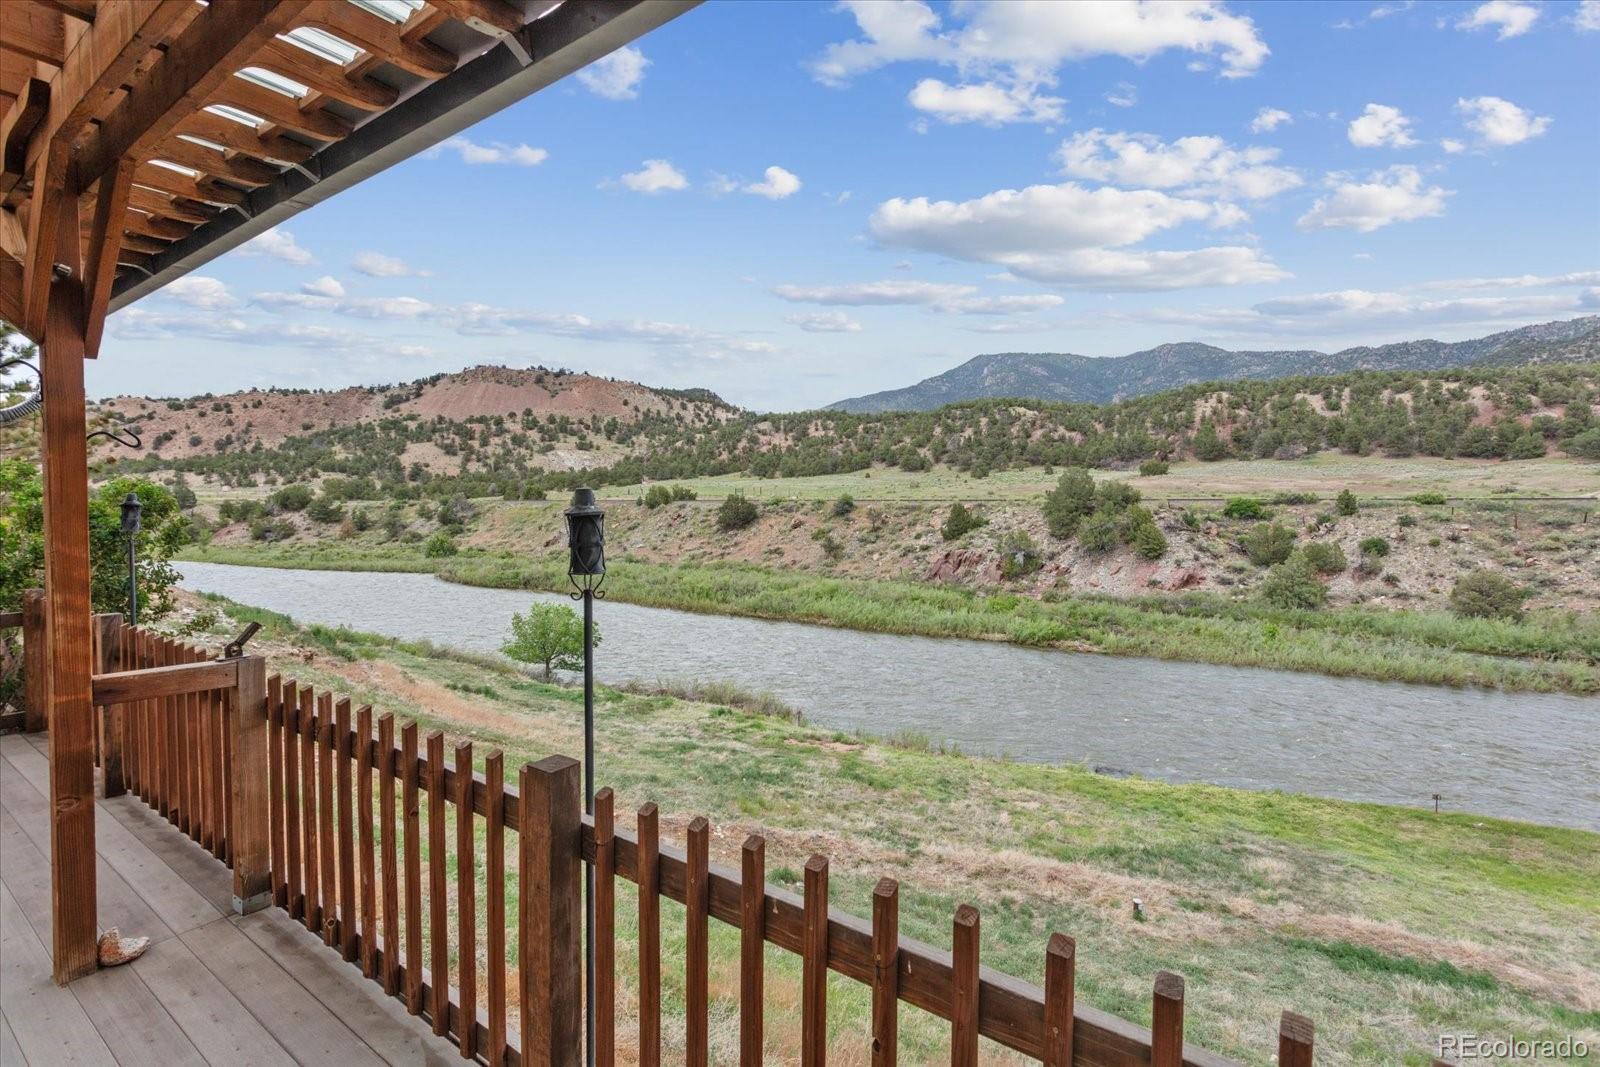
[0,733,461,1066]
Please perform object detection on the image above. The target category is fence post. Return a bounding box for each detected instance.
[519,755,582,1067]
[229,656,271,914]
[21,589,44,732]
[94,614,123,797]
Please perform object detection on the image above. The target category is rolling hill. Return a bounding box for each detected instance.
[828,316,1600,413]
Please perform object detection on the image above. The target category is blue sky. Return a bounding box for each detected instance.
[93,0,1600,410]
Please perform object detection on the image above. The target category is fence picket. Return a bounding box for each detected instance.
[1152,972,1185,1067]
[952,905,979,1067]
[637,803,661,1067]
[594,788,615,1067]
[484,750,506,1067]
[1043,934,1075,1067]
[267,675,284,908]
[740,834,765,1067]
[802,855,829,1067]
[1279,1010,1313,1067]
[378,713,399,997]
[317,694,337,945]
[282,682,303,920]
[454,740,476,1059]
[427,730,448,1037]
[402,721,423,1016]
[358,705,376,979]
[335,698,356,960]
[686,817,710,1067]
[871,878,898,1067]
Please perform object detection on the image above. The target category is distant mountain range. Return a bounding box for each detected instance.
[827,316,1600,413]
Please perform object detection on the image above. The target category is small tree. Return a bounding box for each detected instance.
[1260,556,1327,610]
[1336,489,1359,516]
[1241,522,1296,566]
[940,502,986,541]
[1300,541,1347,575]
[1450,570,1528,620]
[1138,459,1169,477]
[270,483,314,512]
[717,492,759,531]
[641,485,672,509]
[1132,520,1168,560]
[831,493,855,518]
[424,531,458,558]
[1077,508,1120,553]
[1042,468,1096,538]
[998,531,1043,579]
[1222,497,1267,520]
[502,603,600,679]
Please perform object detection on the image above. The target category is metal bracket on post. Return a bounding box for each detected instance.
[221,622,260,659]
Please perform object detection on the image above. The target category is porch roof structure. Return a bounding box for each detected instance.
[0,0,694,993]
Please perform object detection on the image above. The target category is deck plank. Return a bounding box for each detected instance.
[71,961,208,1067]
[131,932,297,1067]
[0,882,118,1066]
[1,1012,26,1066]
[98,788,236,917]
[0,737,222,933]
[180,918,388,1067]
[233,905,433,1066]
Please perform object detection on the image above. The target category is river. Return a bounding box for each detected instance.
[176,562,1598,830]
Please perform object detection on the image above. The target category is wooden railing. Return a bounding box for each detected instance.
[94,628,1324,1067]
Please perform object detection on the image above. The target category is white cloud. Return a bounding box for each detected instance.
[237,227,313,265]
[1419,270,1600,290]
[437,136,547,166]
[617,159,688,194]
[773,280,978,306]
[811,0,1269,87]
[946,293,1065,314]
[743,166,802,200]
[1457,0,1540,38]
[907,78,1064,125]
[1105,81,1138,108]
[1249,107,1291,133]
[577,46,648,100]
[163,276,237,309]
[1297,166,1451,232]
[785,311,864,333]
[1577,0,1600,31]
[1440,138,1466,154]
[1347,103,1417,148]
[301,276,345,298]
[1456,95,1551,145]
[352,252,430,278]
[1056,129,1302,200]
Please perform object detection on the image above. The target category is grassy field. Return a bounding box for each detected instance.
[171,596,1600,1066]
[178,541,1600,694]
[595,456,1598,503]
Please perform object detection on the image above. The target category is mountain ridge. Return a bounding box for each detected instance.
[827,316,1600,413]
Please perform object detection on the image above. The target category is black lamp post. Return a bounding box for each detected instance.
[120,492,142,624]
[563,487,604,1066]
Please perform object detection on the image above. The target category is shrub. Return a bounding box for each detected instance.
[670,484,697,502]
[1564,427,1600,459]
[1095,480,1141,510]
[1336,489,1359,516]
[1449,570,1529,620]
[831,493,856,518]
[1505,432,1546,460]
[351,507,372,532]
[1397,513,1417,528]
[1132,520,1168,560]
[641,484,673,509]
[249,517,295,542]
[1410,492,1447,505]
[1179,509,1200,530]
[423,531,458,558]
[1043,468,1097,538]
[1260,556,1328,610]
[998,531,1043,579]
[1222,497,1267,520]
[306,494,344,524]
[270,483,313,512]
[1358,536,1390,558]
[1300,541,1348,575]
[941,502,986,541]
[716,492,759,531]
[1241,522,1296,566]
[1269,492,1319,505]
[1138,459,1169,476]
[1193,423,1229,461]
[1077,509,1120,553]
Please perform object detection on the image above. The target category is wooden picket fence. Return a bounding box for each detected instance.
[97,623,1324,1067]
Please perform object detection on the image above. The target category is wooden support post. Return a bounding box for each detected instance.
[229,656,270,914]
[519,755,582,1067]
[20,588,44,733]
[40,190,98,984]
[93,613,122,797]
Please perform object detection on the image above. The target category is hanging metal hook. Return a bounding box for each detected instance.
[86,426,143,450]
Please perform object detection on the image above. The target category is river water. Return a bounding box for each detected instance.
[176,562,1598,830]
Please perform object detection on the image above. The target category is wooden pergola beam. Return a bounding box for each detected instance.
[83,157,134,359]
[0,5,68,67]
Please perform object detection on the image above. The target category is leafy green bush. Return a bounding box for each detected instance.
[670,484,697,502]
[424,531,458,558]
[1138,459,1169,476]
[831,493,855,517]
[1397,513,1417,528]
[1132,520,1168,560]
[1336,489,1359,516]
[1241,522,1296,566]
[940,502,986,541]
[1260,556,1328,610]
[351,507,372,532]
[1565,427,1600,459]
[306,494,344,524]
[716,493,759,531]
[1506,432,1546,460]
[1095,480,1141,510]
[1410,492,1447,505]
[1358,536,1390,558]
[1043,468,1096,538]
[1077,509,1120,553]
[502,602,599,679]
[641,485,673,509]
[270,483,313,512]
[1269,492,1319,505]
[1300,541,1347,575]
[1222,497,1267,520]
[998,531,1043,579]
[249,518,295,543]
[1450,570,1529,620]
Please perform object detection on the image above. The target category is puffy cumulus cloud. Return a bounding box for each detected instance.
[301,276,345,298]
[616,159,688,194]
[237,227,313,265]
[907,78,1064,125]
[1249,107,1292,133]
[577,46,648,100]
[436,136,547,166]
[1457,0,1540,39]
[1441,138,1466,154]
[743,166,802,200]
[1578,0,1600,31]
[162,276,237,309]
[1056,129,1302,200]
[1297,166,1450,232]
[866,181,1281,290]
[785,311,864,333]
[1456,95,1551,146]
[352,252,430,278]
[1347,103,1417,148]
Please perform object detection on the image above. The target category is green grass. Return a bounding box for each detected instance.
[168,598,1600,1066]
[178,542,1600,693]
